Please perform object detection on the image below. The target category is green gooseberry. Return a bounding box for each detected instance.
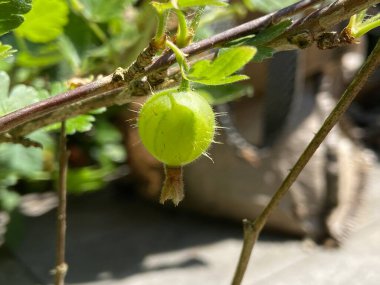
[138,88,216,167]
[137,88,216,205]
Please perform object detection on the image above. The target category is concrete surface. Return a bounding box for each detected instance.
[1,165,380,285]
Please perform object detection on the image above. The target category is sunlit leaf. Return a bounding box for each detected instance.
[178,0,228,8]
[188,46,256,85]
[348,9,380,38]
[15,0,69,43]
[191,74,249,85]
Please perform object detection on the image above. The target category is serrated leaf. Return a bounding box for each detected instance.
[44,115,96,135]
[78,0,134,23]
[0,71,39,115]
[0,42,16,60]
[188,46,256,86]
[0,0,32,36]
[244,0,299,13]
[15,0,69,43]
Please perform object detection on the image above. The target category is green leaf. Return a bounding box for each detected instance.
[188,46,256,85]
[15,0,69,43]
[178,0,228,8]
[0,133,48,177]
[77,0,134,23]
[226,20,291,62]
[247,20,292,46]
[192,74,249,86]
[44,115,96,135]
[0,42,16,60]
[243,0,298,13]
[152,0,227,13]
[348,10,380,38]
[0,71,39,115]
[0,0,32,36]
[253,46,275,62]
[226,20,291,48]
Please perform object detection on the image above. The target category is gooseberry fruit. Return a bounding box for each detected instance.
[138,88,216,205]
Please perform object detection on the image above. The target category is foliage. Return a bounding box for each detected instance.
[152,0,227,13]
[227,20,292,62]
[0,71,40,114]
[16,0,69,43]
[0,131,52,211]
[0,0,32,36]
[74,0,135,23]
[188,46,256,85]
[347,8,380,38]
[0,0,32,60]
[242,0,299,13]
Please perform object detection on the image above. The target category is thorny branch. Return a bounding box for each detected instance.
[0,0,379,141]
[231,38,380,285]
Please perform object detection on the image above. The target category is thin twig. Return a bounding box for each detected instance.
[55,121,68,285]
[231,39,380,285]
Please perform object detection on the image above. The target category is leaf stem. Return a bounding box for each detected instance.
[176,9,190,48]
[55,121,68,285]
[231,38,380,285]
[154,10,169,45]
[165,40,190,91]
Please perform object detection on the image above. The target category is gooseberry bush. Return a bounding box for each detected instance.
[0,0,380,284]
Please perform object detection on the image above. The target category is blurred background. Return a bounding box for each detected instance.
[1,0,380,284]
